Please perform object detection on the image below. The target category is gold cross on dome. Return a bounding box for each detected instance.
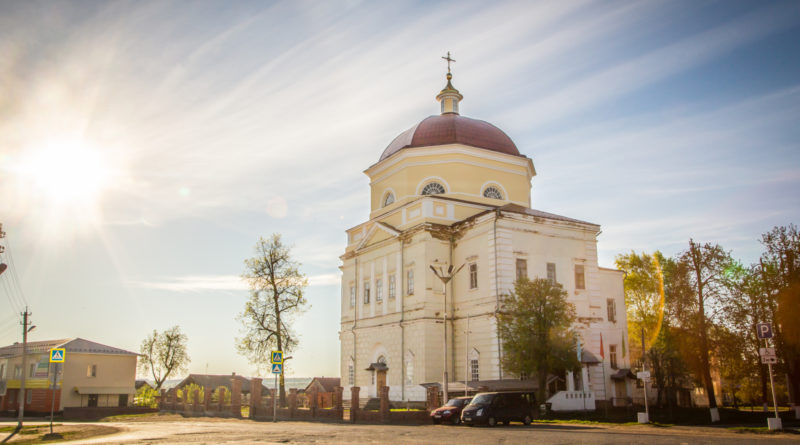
[441,51,456,74]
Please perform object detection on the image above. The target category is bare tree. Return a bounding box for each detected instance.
[238,234,308,406]
[139,326,190,390]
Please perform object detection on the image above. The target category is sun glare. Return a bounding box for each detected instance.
[19,138,111,206]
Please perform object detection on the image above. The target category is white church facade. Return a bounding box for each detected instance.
[339,67,631,407]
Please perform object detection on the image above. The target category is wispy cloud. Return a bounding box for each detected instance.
[131,273,340,293]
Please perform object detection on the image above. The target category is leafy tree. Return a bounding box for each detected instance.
[180,383,205,404]
[497,277,580,404]
[759,224,800,405]
[135,385,159,408]
[614,251,665,361]
[238,234,309,407]
[138,326,190,390]
[678,239,733,414]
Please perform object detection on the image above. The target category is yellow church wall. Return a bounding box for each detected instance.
[367,146,533,219]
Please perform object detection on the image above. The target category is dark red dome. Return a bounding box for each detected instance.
[380,114,520,161]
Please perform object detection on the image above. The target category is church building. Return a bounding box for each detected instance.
[339,62,630,407]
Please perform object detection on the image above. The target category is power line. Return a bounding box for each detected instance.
[2,234,29,307]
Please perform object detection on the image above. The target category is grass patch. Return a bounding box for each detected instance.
[728,426,779,434]
[533,419,673,428]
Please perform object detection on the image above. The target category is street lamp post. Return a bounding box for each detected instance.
[430,263,464,404]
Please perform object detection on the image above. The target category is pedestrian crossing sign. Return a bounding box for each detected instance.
[50,348,66,363]
[271,350,283,364]
[271,363,282,374]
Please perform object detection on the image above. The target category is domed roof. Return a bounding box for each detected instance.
[380,114,520,161]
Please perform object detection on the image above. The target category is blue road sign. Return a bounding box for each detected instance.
[757,323,773,339]
[271,350,283,364]
[49,348,65,363]
[271,363,283,374]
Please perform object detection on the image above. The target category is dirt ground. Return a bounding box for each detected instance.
[2,415,798,445]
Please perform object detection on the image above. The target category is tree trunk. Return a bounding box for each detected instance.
[538,368,547,410]
[691,241,717,409]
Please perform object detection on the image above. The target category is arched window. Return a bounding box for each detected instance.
[383,193,395,206]
[421,182,445,195]
[483,186,503,200]
[405,350,414,384]
[469,348,480,381]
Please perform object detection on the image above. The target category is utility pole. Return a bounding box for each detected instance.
[464,317,471,397]
[18,308,33,425]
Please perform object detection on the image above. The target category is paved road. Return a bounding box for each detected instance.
[20,419,795,445]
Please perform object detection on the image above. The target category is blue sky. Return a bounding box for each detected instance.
[1,0,798,379]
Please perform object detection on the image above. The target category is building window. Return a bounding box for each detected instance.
[407,269,414,295]
[14,365,21,379]
[547,262,556,284]
[607,298,616,323]
[483,186,503,200]
[388,275,396,299]
[29,363,36,378]
[376,279,383,302]
[0,363,4,379]
[421,182,445,195]
[363,282,370,304]
[470,359,479,381]
[575,265,585,290]
[520,372,528,380]
[610,345,618,370]
[516,259,527,281]
[349,286,356,308]
[469,263,478,289]
[87,364,97,377]
[384,192,395,207]
[348,364,354,385]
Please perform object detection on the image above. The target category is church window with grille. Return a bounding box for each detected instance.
[363,281,370,304]
[483,186,503,199]
[575,265,585,290]
[388,275,396,299]
[607,298,616,323]
[469,263,478,289]
[470,359,479,381]
[407,269,414,295]
[610,345,618,370]
[349,286,355,307]
[383,192,395,207]
[348,364,354,385]
[421,182,445,195]
[516,259,527,281]
[376,279,383,302]
[547,262,556,283]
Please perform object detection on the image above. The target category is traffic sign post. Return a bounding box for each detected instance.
[757,324,781,430]
[271,351,281,423]
[48,348,65,437]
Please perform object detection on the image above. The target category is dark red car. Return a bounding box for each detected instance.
[431,396,473,425]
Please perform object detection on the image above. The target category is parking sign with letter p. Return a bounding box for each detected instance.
[757,323,773,339]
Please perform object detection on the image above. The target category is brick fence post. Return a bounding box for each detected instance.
[218,387,226,413]
[309,387,318,418]
[350,386,360,423]
[193,390,200,413]
[289,388,297,419]
[335,386,344,420]
[379,386,390,423]
[204,387,212,413]
[231,378,242,418]
[250,378,262,418]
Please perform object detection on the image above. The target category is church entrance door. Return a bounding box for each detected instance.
[376,369,387,389]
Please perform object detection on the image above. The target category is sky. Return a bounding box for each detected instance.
[1,0,799,379]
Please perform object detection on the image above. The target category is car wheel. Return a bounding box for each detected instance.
[487,416,497,427]
[523,415,532,426]
[452,416,461,425]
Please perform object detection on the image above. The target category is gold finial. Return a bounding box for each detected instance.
[442,51,456,74]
